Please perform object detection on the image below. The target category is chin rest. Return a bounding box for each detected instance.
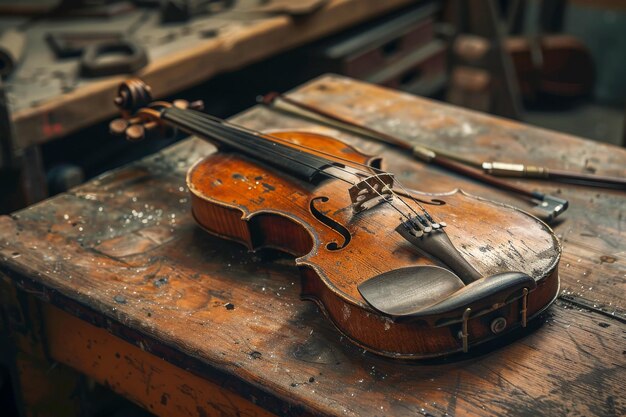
[358,266,536,324]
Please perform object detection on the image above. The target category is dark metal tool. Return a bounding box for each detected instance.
[44,6,150,77]
[245,0,328,16]
[46,32,126,58]
[80,40,148,77]
[160,0,235,23]
[260,92,569,222]
[45,32,148,77]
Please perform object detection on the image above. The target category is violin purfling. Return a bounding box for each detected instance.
[111,79,561,359]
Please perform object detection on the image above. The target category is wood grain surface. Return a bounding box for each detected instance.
[1,75,625,416]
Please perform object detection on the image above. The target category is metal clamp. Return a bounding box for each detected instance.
[81,40,148,77]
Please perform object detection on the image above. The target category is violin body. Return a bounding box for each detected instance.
[187,131,561,358]
[110,78,560,358]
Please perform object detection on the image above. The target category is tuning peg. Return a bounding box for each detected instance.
[109,118,129,136]
[126,121,163,142]
[126,124,146,142]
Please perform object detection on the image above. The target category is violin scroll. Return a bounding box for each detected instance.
[109,78,204,142]
[114,78,153,114]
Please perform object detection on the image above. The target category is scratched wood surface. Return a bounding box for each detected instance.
[1,75,625,416]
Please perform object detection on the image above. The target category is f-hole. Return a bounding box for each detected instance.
[310,196,352,251]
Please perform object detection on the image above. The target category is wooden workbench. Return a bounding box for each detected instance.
[4,0,414,150]
[1,75,624,417]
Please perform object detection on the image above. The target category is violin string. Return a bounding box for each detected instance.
[191,111,372,174]
[189,111,431,225]
[256,97,439,215]
[170,108,418,222]
[164,110,358,186]
[168,108,357,181]
[201,112,390,177]
[160,106,424,225]
[206,116,427,221]
[194,110,435,226]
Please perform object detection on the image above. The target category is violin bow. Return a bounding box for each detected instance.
[259,92,571,222]
[480,161,626,189]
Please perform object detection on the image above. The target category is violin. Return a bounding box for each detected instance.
[111,79,561,359]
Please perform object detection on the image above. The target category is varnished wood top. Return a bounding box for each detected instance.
[1,75,624,416]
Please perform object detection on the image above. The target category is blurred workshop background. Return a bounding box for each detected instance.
[0,0,624,414]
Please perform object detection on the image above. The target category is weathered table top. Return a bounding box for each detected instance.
[1,75,625,416]
[3,0,413,149]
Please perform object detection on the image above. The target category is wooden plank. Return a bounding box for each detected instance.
[1,222,624,416]
[0,75,624,416]
[45,304,278,417]
[0,275,83,417]
[10,0,414,149]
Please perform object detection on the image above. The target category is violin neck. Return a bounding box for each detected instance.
[161,107,336,182]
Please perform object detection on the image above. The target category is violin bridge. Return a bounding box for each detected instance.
[349,173,394,213]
